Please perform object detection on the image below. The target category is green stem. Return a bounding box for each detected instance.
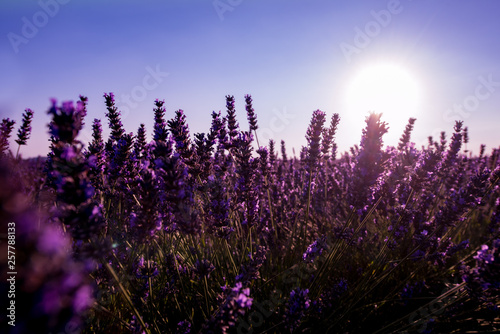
[104,262,150,334]
[303,171,313,251]
[15,144,21,160]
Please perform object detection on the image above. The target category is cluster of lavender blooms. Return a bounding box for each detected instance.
[462,239,500,307]
[303,236,329,263]
[45,98,108,260]
[1,91,500,333]
[1,107,34,160]
[0,160,93,333]
[283,288,311,332]
[202,282,253,333]
[0,118,16,157]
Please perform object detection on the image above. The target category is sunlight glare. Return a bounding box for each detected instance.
[343,63,421,145]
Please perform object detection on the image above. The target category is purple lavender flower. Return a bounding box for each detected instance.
[462,239,500,305]
[176,320,192,334]
[193,259,216,278]
[236,245,267,285]
[206,169,232,238]
[462,125,469,143]
[244,94,258,131]
[480,144,486,158]
[234,131,260,228]
[0,161,93,333]
[78,95,88,130]
[46,99,108,259]
[129,315,149,334]
[108,132,134,184]
[153,99,168,142]
[15,108,34,147]
[407,149,441,194]
[85,118,105,192]
[487,198,500,235]
[48,99,86,144]
[432,168,490,235]
[193,132,215,179]
[257,146,270,181]
[225,95,240,147]
[398,117,416,151]
[438,131,447,153]
[168,109,193,161]
[172,162,201,235]
[303,236,329,263]
[321,113,340,160]
[209,111,228,163]
[269,139,276,166]
[284,288,311,332]
[134,255,159,281]
[305,109,326,170]
[281,139,288,162]
[441,121,463,173]
[202,282,253,333]
[0,118,16,157]
[104,92,125,144]
[348,112,389,209]
[129,167,163,241]
[86,118,104,160]
[134,123,148,160]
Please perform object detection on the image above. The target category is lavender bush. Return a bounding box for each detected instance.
[1,93,499,333]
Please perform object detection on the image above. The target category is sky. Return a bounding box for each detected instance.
[1,0,500,159]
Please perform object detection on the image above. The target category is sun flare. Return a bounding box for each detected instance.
[344,63,421,140]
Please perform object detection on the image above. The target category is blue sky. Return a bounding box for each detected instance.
[1,0,500,158]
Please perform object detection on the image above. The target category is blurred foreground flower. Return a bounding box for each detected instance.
[0,161,94,334]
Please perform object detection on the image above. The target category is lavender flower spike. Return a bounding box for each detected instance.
[306,109,326,170]
[0,118,16,156]
[245,94,258,131]
[15,108,34,146]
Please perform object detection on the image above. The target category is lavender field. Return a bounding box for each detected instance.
[0,92,499,333]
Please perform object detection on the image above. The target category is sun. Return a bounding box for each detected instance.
[343,63,421,143]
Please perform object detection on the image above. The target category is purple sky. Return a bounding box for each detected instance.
[1,0,500,158]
